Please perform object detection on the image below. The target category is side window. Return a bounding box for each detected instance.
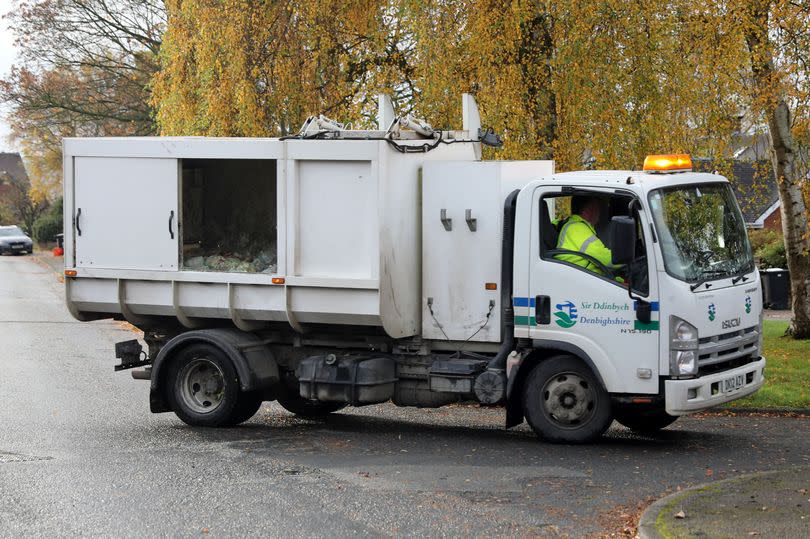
[538,192,649,295]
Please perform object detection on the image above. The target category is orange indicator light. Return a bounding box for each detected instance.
[643,154,692,173]
[271,277,285,284]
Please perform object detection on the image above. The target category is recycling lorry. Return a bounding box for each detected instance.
[62,94,765,443]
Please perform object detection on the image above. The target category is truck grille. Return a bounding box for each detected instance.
[698,325,759,375]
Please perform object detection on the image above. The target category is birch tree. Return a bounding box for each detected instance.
[738,0,810,337]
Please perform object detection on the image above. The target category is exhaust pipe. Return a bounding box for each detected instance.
[131,368,151,380]
[475,189,520,404]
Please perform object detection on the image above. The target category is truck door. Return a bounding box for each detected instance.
[520,186,660,395]
[73,157,179,271]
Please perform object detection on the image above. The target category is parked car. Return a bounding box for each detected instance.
[0,225,34,255]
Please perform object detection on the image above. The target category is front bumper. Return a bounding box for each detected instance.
[0,244,31,253]
[664,357,766,415]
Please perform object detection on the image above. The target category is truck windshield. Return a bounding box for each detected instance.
[648,183,754,284]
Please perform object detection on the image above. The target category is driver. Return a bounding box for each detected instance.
[555,195,623,279]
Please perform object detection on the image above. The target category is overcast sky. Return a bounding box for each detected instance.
[0,0,18,153]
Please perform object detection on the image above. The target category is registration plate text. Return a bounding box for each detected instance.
[722,373,746,393]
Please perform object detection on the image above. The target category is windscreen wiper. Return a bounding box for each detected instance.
[689,270,727,292]
[731,266,754,285]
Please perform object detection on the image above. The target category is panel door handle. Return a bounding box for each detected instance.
[75,208,82,237]
[168,210,175,240]
[440,209,452,231]
[535,295,551,325]
[465,209,477,231]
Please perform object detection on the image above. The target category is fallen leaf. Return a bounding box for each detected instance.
[748,532,760,536]
[706,468,714,477]
[675,510,686,519]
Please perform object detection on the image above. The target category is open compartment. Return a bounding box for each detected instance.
[181,159,278,274]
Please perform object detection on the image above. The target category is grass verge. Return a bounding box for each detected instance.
[725,320,810,409]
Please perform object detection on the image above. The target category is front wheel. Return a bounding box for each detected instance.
[522,355,613,443]
[615,410,678,433]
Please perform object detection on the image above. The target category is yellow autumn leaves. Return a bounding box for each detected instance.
[151,0,807,172]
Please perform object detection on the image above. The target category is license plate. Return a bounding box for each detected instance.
[722,373,746,393]
[11,245,22,250]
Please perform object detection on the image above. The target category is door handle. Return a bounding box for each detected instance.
[75,208,82,237]
[168,210,175,240]
[465,209,477,231]
[535,295,551,325]
[440,209,452,231]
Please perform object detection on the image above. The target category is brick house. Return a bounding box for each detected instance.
[695,158,781,230]
[0,151,30,199]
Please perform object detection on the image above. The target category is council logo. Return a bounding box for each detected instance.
[745,296,752,314]
[554,301,578,328]
[708,303,716,321]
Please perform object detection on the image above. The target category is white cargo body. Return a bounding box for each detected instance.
[63,136,551,343]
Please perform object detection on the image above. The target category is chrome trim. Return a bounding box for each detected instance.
[697,325,759,367]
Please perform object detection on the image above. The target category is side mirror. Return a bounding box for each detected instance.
[609,216,636,265]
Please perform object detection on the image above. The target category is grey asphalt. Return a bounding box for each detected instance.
[1,254,809,538]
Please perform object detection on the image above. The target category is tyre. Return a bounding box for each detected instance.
[228,390,265,425]
[276,393,347,418]
[166,343,243,427]
[615,409,677,434]
[522,355,612,443]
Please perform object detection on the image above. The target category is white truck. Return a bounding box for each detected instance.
[62,95,765,443]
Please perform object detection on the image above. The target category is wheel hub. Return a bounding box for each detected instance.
[178,358,226,414]
[542,373,595,427]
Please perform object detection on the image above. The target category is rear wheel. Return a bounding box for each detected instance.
[615,409,678,433]
[167,343,245,427]
[277,393,346,418]
[229,391,264,425]
[522,355,612,443]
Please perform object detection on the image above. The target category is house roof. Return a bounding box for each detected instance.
[694,158,778,225]
[0,152,30,186]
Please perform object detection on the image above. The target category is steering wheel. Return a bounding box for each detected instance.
[547,248,618,279]
[696,250,715,265]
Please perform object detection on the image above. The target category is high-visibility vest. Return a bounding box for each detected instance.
[554,214,616,275]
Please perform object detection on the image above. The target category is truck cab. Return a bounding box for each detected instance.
[507,155,765,440]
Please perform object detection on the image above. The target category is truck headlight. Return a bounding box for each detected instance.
[670,316,699,376]
[672,350,697,376]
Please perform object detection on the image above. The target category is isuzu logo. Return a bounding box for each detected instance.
[722,317,741,329]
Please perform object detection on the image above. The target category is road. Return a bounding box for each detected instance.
[1,254,808,538]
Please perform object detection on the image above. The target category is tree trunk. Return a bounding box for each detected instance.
[744,0,810,338]
[518,7,556,160]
